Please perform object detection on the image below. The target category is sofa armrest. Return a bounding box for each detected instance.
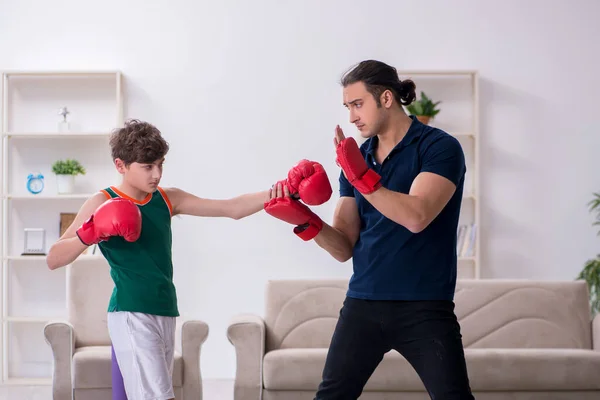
[227,314,266,400]
[593,313,600,351]
[44,320,75,400]
[176,318,209,400]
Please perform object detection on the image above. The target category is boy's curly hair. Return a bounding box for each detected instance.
[109,119,169,165]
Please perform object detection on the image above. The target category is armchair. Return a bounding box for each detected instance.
[44,260,209,400]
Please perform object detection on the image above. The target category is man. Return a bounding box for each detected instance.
[265,59,474,399]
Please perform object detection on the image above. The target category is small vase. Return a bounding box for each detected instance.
[58,120,71,133]
[56,174,75,194]
[416,115,431,125]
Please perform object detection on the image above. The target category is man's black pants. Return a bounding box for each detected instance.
[314,296,475,400]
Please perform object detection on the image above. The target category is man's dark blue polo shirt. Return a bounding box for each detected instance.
[339,115,466,301]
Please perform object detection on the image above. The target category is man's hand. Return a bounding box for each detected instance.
[264,183,323,241]
[334,125,382,194]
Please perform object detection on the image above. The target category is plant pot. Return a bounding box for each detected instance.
[416,115,431,125]
[56,174,75,194]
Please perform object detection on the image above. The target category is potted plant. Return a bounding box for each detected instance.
[406,91,441,125]
[51,159,86,194]
[577,192,600,316]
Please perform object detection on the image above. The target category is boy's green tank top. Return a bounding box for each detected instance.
[98,186,179,317]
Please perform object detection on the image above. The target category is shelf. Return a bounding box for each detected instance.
[3,316,62,323]
[4,254,102,262]
[458,256,476,262]
[452,132,475,138]
[1,68,123,383]
[4,193,95,200]
[2,377,52,385]
[3,132,110,139]
[397,70,477,77]
[3,70,120,77]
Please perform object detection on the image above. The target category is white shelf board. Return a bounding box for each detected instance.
[4,254,103,262]
[3,316,62,323]
[397,70,477,77]
[458,256,476,262]
[4,193,95,200]
[3,132,111,139]
[2,377,53,385]
[451,132,476,138]
[3,70,120,77]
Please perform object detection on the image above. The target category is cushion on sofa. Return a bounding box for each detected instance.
[263,348,600,391]
[72,346,183,389]
[263,280,593,353]
[264,280,347,352]
[455,280,592,350]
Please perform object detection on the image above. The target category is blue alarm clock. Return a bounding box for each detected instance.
[26,173,44,195]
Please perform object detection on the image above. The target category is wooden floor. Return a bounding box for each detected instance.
[0,379,234,400]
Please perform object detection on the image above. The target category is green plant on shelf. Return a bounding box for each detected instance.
[51,159,86,176]
[577,192,600,316]
[405,91,441,124]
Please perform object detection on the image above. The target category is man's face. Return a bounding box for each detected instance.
[117,158,164,193]
[343,81,385,138]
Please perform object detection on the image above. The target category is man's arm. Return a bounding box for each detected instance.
[314,197,360,262]
[164,187,271,219]
[335,128,465,234]
[46,192,108,270]
[363,173,456,233]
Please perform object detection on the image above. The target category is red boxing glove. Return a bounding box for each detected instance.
[76,198,142,246]
[264,196,323,241]
[336,137,382,194]
[281,159,333,206]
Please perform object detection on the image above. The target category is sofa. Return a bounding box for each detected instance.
[44,259,209,400]
[227,278,600,400]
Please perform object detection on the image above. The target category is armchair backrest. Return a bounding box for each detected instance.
[66,259,114,347]
[264,279,347,352]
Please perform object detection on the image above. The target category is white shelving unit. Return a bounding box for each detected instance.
[0,70,123,385]
[397,70,480,279]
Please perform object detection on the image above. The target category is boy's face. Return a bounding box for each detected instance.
[116,158,164,193]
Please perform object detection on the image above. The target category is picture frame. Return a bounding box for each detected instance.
[59,213,77,237]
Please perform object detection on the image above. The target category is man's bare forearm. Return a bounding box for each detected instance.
[314,223,354,262]
[46,236,89,270]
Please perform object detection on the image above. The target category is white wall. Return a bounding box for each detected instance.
[1,0,599,379]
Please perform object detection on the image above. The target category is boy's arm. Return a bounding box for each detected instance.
[46,192,108,270]
[164,187,271,219]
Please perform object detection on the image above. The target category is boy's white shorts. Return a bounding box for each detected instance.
[108,311,176,400]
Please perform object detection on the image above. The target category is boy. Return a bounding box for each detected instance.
[46,119,281,400]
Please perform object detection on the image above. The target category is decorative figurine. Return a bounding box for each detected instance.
[58,106,70,132]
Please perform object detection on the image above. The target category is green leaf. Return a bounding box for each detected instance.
[51,159,86,175]
[578,257,600,316]
[405,91,441,118]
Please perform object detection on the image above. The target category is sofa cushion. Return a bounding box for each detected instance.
[263,348,600,391]
[264,280,347,352]
[72,346,183,388]
[455,280,592,350]
[263,279,593,352]
[466,348,600,391]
